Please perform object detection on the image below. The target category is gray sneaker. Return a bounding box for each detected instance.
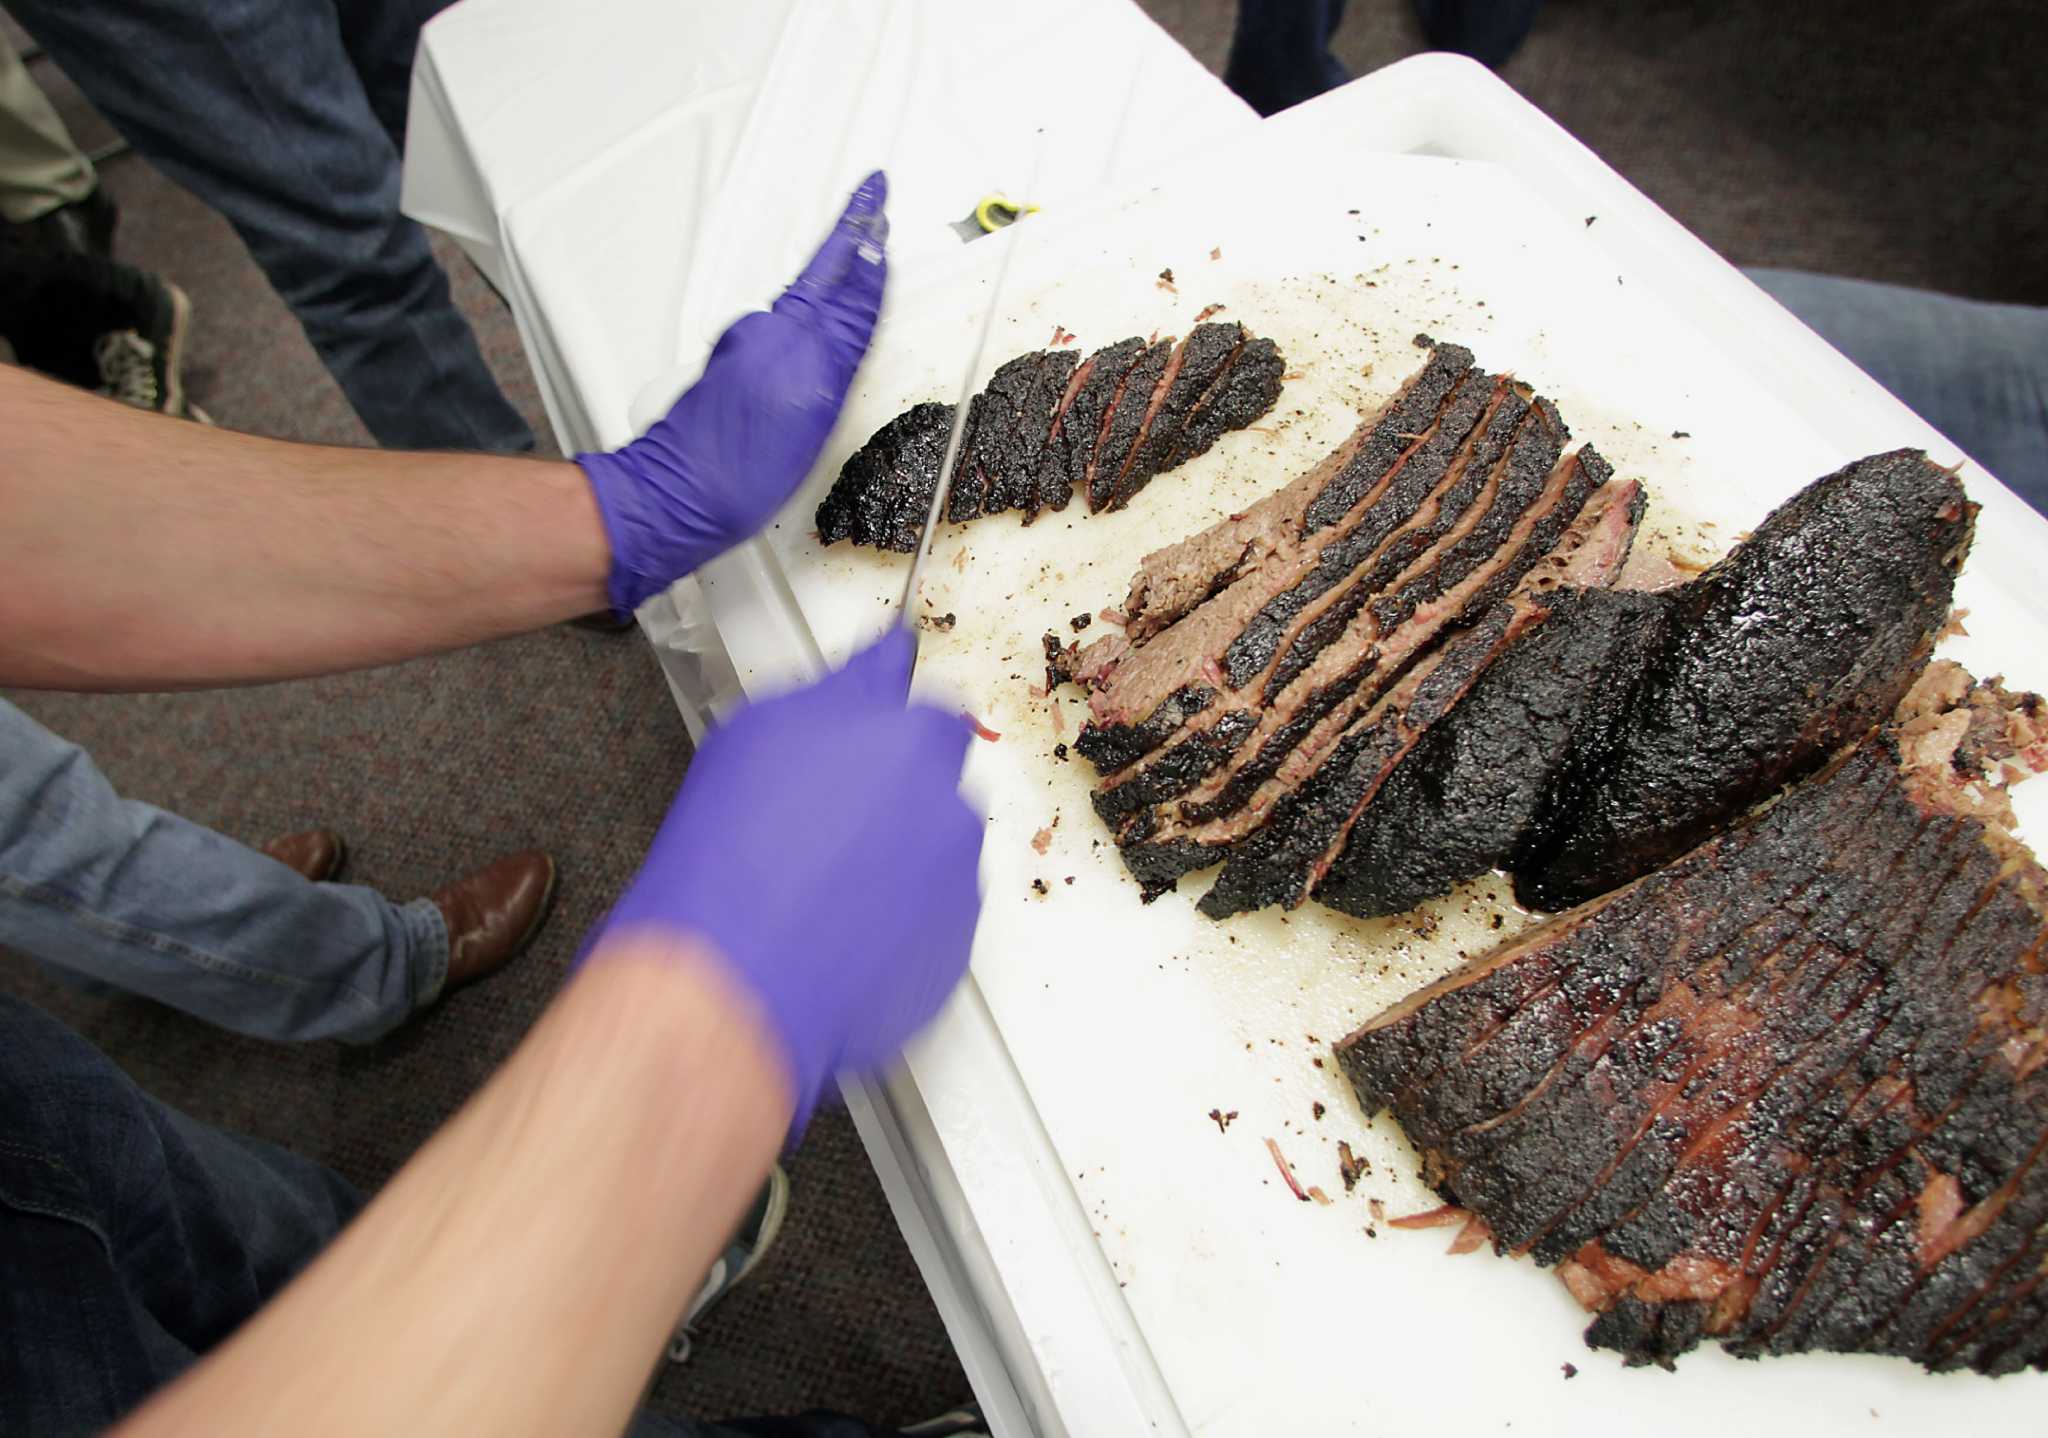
[666,1163,790,1364]
[91,274,204,420]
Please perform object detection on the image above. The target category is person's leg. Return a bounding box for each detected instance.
[0,699,448,1043]
[1413,0,1545,68]
[1747,268,2048,517]
[0,35,96,224]
[1223,0,1351,117]
[0,995,362,1432]
[333,0,461,155]
[5,0,533,452]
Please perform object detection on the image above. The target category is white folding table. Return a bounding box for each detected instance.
[406,10,2046,1435]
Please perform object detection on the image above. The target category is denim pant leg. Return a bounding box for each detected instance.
[6,0,534,453]
[1223,0,1350,117]
[1746,268,2048,518]
[0,995,362,1434]
[0,700,447,1044]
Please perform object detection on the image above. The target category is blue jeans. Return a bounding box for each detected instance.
[1748,269,2048,517]
[0,996,898,1437]
[1223,1,1544,116]
[5,0,533,452]
[1224,0,1350,117]
[0,699,447,1044]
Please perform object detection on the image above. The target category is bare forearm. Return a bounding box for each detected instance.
[0,366,612,689]
[122,938,792,1438]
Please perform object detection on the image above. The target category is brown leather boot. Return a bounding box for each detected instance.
[261,829,347,883]
[430,850,557,991]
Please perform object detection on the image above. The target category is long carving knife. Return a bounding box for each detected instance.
[897,137,1045,689]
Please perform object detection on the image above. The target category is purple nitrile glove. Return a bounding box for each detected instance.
[587,627,984,1131]
[578,171,890,614]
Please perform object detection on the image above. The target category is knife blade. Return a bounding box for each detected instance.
[897,138,1046,689]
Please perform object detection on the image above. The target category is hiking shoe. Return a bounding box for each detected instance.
[667,1163,790,1364]
[902,1405,989,1437]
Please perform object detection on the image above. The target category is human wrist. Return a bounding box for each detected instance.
[573,924,802,1127]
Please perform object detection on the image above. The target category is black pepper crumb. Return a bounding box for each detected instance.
[1053,743,1069,761]
[1030,878,1048,896]
[1412,331,1434,349]
[1584,215,1597,227]
[1491,913,1504,929]
[1672,429,1691,439]
[1069,612,1091,632]
[1063,875,1075,885]
[1561,1363,1578,1380]
[1312,1102,1326,1120]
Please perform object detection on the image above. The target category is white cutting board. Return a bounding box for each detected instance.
[739,71,2048,1438]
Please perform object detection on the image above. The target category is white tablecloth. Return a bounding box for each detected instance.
[404,6,1252,1433]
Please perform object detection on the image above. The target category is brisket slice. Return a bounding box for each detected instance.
[815,328,1283,551]
[1334,684,2048,1374]
[1102,321,1245,511]
[1070,360,1491,764]
[1194,595,1553,917]
[1126,446,1609,906]
[1026,351,1101,519]
[954,351,1039,521]
[1117,343,1475,641]
[1008,350,1083,521]
[814,401,953,552]
[1072,684,1216,774]
[1169,333,1284,471]
[1316,503,1654,920]
[1516,449,1974,911]
[1048,338,1146,513]
[1085,339,1175,512]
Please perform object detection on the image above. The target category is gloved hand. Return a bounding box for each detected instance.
[587,627,983,1130]
[578,171,890,614]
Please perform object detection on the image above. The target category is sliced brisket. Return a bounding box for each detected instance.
[1316,491,1654,920]
[1116,343,1474,641]
[1119,442,1611,905]
[1109,399,1575,847]
[1081,373,1515,835]
[815,327,1283,551]
[1197,594,1554,917]
[1334,680,2048,1374]
[1070,357,1493,764]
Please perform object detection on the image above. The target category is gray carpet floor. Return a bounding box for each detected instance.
[1,0,2039,1429]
